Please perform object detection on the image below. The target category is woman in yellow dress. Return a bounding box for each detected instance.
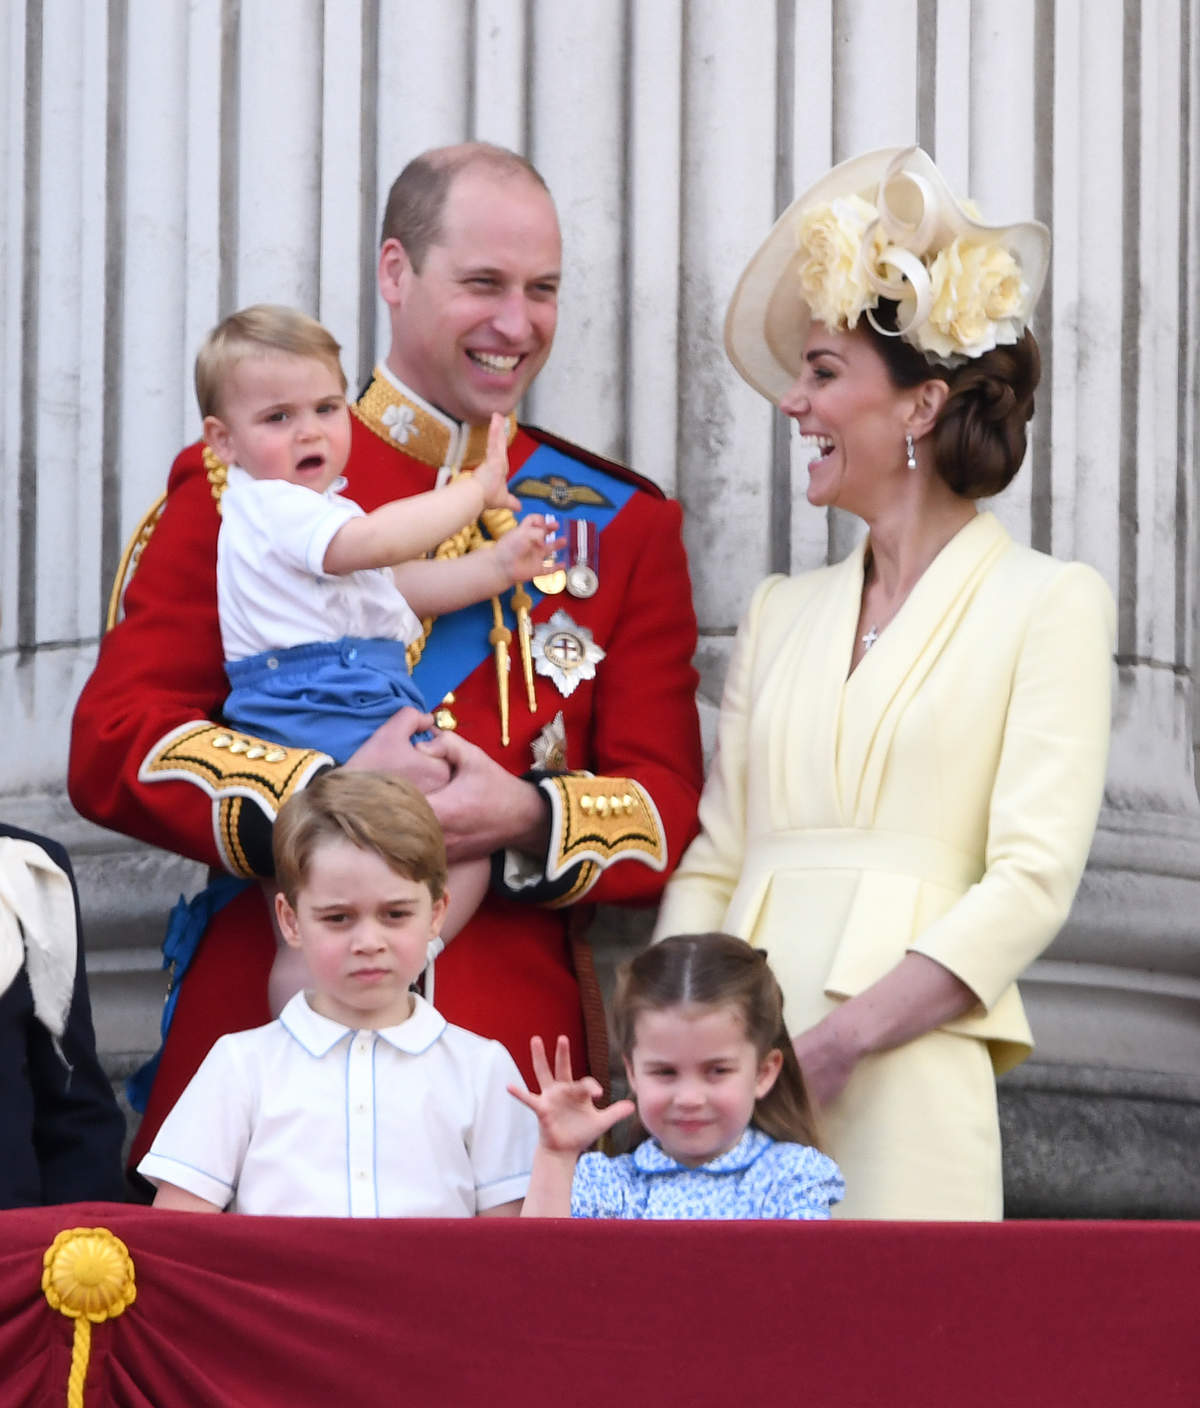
[653,148,1115,1220]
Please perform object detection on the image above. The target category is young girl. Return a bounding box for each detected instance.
[511,932,844,1219]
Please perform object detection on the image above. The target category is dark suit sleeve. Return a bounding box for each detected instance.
[0,826,126,1207]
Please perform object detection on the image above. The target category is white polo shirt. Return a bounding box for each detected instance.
[217,466,422,662]
[138,993,535,1217]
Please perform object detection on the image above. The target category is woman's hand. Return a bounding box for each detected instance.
[792,1009,865,1108]
[793,954,980,1107]
[509,1035,635,1156]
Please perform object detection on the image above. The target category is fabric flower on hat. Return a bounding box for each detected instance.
[794,195,883,330]
[726,147,1050,400]
[915,238,1028,363]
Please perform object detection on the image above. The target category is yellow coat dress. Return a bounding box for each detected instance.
[653,512,1115,1219]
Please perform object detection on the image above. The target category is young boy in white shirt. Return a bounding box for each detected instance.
[138,770,536,1217]
[196,305,556,1010]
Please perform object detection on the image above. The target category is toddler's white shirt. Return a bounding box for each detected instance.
[138,992,535,1216]
[217,466,422,662]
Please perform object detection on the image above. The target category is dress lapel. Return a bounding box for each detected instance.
[757,546,866,828]
[837,512,1010,822]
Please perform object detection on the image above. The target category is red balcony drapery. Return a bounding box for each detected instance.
[2,1203,1197,1407]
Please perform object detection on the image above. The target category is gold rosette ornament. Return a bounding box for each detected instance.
[42,1227,137,1408]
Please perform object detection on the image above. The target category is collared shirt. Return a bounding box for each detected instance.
[217,466,422,662]
[569,1127,844,1220]
[138,993,535,1217]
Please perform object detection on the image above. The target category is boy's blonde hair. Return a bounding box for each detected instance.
[195,304,347,419]
[273,771,448,907]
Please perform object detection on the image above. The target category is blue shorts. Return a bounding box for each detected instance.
[223,637,430,764]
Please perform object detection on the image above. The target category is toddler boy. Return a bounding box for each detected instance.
[197,305,555,1009]
[138,771,536,1216]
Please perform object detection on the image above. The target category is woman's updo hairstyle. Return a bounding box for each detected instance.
[864,299,1041,500]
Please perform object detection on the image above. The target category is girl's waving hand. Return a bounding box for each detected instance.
[510,1035,635,1154]
[509,1036,634,1216]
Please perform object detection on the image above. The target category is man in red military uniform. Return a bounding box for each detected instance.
[69,143,703,1168]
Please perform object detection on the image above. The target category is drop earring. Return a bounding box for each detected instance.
[905,433,917,470]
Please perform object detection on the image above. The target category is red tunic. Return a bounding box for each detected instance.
[69,381,703,1167]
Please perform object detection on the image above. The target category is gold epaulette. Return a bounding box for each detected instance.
[106,448,228,631]
[538,773,667,907]
[105,494,166,631]
[139,722,331,877]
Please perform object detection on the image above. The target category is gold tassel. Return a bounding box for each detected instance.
[510,584,537,712]
[485,506,538,714]
[488,597,512,747]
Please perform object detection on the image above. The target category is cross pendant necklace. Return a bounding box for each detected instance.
[861,624,879,651]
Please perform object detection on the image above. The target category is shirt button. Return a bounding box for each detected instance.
[355,1104,366,1114]
[356,1170,366,1181]
[266,657,279,669]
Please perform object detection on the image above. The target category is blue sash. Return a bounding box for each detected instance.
[413,442,635,703]
[126,874,251,1111]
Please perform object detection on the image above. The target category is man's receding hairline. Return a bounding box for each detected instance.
[428,141,550,192]
[379,142,553,268]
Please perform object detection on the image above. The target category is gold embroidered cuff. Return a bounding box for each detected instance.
[539,774,667,897]
[139,722,332,877]
[541,860,601,910]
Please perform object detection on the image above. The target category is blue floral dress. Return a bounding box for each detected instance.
[569,1127,844,1219]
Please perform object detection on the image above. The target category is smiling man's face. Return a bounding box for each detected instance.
[380,164,562,425]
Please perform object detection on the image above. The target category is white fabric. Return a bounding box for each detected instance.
[217,465,423,661]
[138,992,536,1217]
[0,838,77,1040]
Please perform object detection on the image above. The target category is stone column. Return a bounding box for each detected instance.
[1000,0,1200,1217]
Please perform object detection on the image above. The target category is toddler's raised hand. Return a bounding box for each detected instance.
[474,412,521,512]
[509,1035,634,1155]
[495,515,561,585]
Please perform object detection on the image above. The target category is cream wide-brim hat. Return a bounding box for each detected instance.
[723,146,1052,405]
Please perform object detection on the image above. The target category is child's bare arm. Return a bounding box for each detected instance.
[509,1036,635,1218]
[152,1182,223,1213]
[323,413,519,574]
[392,515,555,617]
